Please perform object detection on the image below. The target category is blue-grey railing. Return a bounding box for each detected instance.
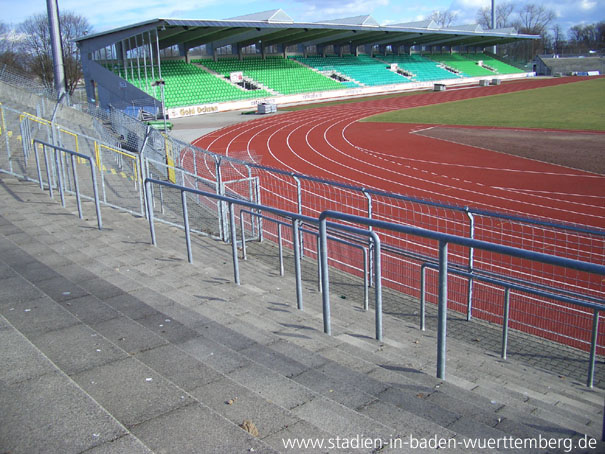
[143,178,605,388]
[318,210,605,387]
[239,209,370,311]
[144,178,378,319]
[33,139,102,230]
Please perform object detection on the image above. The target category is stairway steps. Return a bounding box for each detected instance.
[2,176,604,453]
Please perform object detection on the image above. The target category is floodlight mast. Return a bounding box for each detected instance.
[46,0,67,103]
[491,0,497,54]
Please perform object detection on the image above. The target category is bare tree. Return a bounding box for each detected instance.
[428,10,458,28]
[0,22,28,72]
[551,24,566,55]
[18,11,91,94]
[476,2,514,30]
[517,4,555,36]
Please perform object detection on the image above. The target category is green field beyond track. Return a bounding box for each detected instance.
[362,78,605,131]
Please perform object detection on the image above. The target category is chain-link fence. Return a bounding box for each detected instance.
[1,72,604,355]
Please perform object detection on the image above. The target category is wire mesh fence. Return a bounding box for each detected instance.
[1,81,604,356]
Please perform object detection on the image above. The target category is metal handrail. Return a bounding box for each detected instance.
[32,139,102,230]
[420,262,603,387]
[144,177,315,311]
[144,178,379,318]
[239,209,370,310]
[318,210,605,386]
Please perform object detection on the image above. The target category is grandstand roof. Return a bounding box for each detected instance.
[75,9,539,53]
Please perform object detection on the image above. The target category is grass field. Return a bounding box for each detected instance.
[362,78,605,131]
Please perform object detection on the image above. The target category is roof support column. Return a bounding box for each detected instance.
[178,43,189,63]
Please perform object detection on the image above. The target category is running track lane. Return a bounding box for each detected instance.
[190,77,605,353]
[193,77,605,229]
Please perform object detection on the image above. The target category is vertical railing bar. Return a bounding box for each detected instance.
[43,145,53,199]
[587,308,599,388]
[420,264,427,331]
[71,154,83,219]
[363,246,369,311]
[372,232,382,341]
[466,207,475,321]
[240,211,247,260]
[229,202,240,285]
[182,190,193,263]
[34,143,44,189]
[437,240,448,380]
[501,287,511,359]
[54,149,66,207]
[292,218,303,310]
[278,223,284,276]
[89,159,103,230]
[320,217,332,334]
[317,235,322,292]
[145,180,157,246]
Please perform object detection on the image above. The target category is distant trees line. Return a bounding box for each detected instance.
[0,12,91,95]
[0,5,602,95]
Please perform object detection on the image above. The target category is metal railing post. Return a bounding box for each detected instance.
[363,189,374,287]
[319,216,331,335]
[43,145,53,198]
[501,287,511,359]
[362,246,369,311]
[292,218,303,310]
[71,154,83,219]
[420,263,427,331]
[466,207,475,321]
[373,233,382,341]
[0,105,13,174]
[317,235,322,292]
[54,149,66,207]
[293,175,304,257]
[33,143,44,189]
[229,202,240,285]
[437,240,448,380]
[587,309,599,388]
[145,180,157,246]
[278,224,284,276]
[182,190,193,263]
[239,211,247,260]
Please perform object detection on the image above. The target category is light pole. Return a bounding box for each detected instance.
[151,79,167,132]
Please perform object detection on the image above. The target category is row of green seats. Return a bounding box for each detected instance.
[194,57,346,95]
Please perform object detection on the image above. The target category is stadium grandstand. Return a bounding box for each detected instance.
[75,9,537,119]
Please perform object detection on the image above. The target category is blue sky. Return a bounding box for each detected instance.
[1,0,603,34]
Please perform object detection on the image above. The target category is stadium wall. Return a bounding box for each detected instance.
[166,72,535,118]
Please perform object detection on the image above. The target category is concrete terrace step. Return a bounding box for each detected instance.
[1,175,604,453]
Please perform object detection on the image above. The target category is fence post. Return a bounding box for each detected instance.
[182,190,193,263]
[293,175,304,257]
[1,105,13,174]
[363,189,374,287]
[215,156,226,241]
[292,218,303,310]
[229,202,240,285]
[71,154,83,219]
[588,309,599,388]
[319,216,331,335]
[278,224,284,276]
[144,180,157,246]
[372,232,382,342]
[501,287,510,359]
[437,240,448,380]
[420,264,427,331]
[466,207,475,321]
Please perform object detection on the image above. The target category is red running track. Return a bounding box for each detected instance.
[189,77,605,352]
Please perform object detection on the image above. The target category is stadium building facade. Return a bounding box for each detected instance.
[75,9,539,118]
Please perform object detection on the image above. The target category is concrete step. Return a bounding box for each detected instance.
[2,175,604,453]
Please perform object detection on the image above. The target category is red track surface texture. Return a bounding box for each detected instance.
[194,77,605,229]
[191,77,605,352]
